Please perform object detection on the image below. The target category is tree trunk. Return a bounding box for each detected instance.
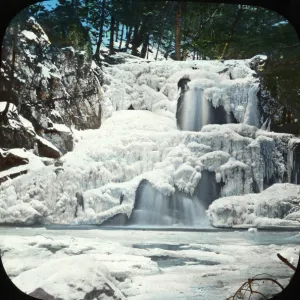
[125,25,132,50]
[109,15,115,55]
[131,24,140,56]
[115,21,119,42]
[174,3,181,61]
[155,36,161,60]
[221,8,243,59]
[0,25,18,124]
[95,0,106,59]
[141,34,149,58]
[147,42,149,59]
[119,23,125,49]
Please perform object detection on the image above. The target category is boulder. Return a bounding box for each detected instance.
[0,148,29,171]
[29,288,60,300]
[0,110,36,150]
[44,124,74,154]
[36,135,61,159]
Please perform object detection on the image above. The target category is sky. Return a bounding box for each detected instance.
[41,0,59,10]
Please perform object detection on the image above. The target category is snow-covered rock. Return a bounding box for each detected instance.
[0,148,29,171]
[13,254,126,300]
[207,183,300,228]
[44,123,74,154]
[36,135,62,159]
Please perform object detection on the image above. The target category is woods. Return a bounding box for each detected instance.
[20,0,297,61]
[3,0,300,124]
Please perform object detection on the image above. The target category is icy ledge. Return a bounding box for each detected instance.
[207,183,300,228]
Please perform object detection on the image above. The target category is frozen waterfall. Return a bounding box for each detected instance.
[128,180,210,227]
[177,82,237,132]
[181,87,209,131]
[128,171,222,227]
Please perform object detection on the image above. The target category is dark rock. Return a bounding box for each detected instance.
[29,288,61,300]
[103,54,126,65]
[0,149,29,171]
[36,136,61,159]
[54,160,63,167]
[83,284,124,300]
[102,213,128,226]
[44,126,74,154]
[176,77,190,129]
[194,170,224,209]
[74,191,84,218]
[0,169,28,184]
[0,112,36,150]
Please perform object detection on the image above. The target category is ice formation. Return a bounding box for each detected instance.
[0,54,299,227]
[207,183,300,228]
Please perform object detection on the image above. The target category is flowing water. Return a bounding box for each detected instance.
[181,87,209,131]
[128,180,211,227]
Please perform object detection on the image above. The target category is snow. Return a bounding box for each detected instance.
[52,123,71,133]
[91,60,98,70]
[0,228,299,300]
[37,62,51,79]
[207,183,300,228]
[272,20,289,27]
[21,30,38,42]
[0,102,17,113]
[13,254,126,300]
[18,115,35,134]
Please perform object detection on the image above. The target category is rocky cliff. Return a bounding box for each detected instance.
[0,17,104,158]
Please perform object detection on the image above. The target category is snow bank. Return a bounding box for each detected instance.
[207,183,300,228]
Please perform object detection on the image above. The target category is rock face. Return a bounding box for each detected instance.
[1,17,103,154]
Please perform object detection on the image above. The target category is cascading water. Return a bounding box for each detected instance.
[128,180,210,227]
[177,79,237,132]
[181,87,209,131]
[128,170,223,227]
[128,78,235,228]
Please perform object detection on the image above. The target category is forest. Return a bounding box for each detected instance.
[3,0,300,129]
